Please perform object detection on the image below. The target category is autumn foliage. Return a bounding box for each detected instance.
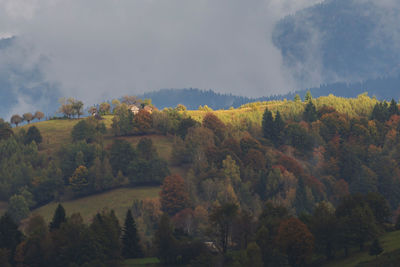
[275,218,314,267]
[160,174,189,216]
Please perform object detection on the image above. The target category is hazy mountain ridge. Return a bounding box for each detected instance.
[269,75,400,101]
[273,0,400,85]
[138,88,256,110]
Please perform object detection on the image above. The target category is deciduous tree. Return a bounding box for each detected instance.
[34,111,44,121]
[7,195,29,223]
[99,102,111,115]
[209,203,238,254]
[22,113,34,124]
[10,114,22,127]
[160,174,189,216]
[276,217,314,267]
[202,112,226,142]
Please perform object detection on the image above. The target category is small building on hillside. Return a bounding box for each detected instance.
[129,105,140,114]
[143,105,154,113]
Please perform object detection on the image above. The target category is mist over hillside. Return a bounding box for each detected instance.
[273,0,400,87]
[0,37,60,120]
[2,0,400,119]
[270,75,400,101]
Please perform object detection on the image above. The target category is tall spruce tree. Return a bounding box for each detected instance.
[153,213,177,264]
[122,209,143,258]
[304,90,312,102]
[273,111,285,146]
[262,108,274,141]
[388,99,399,116]
[49,203,66,231]
[303,101,318,122]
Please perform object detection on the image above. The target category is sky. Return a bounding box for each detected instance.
[0,0,323,109]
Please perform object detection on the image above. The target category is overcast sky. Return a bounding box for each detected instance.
[0,0,323,105]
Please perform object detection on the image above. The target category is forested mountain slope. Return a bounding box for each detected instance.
[2,94,400,266]
[273,0,400,85]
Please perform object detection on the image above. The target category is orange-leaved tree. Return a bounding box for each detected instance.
[275,217,314,267]
[134,109,152,134]
[160,174,189,216]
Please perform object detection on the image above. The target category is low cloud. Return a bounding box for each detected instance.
[0,0,322,110]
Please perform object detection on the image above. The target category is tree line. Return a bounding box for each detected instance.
[1,91,400,265]
[10,111,44,127]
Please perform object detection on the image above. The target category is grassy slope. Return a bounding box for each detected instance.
[33,187,160,223]
[17,115,183,223]
[186,102,283,125]
[324,230,400,267]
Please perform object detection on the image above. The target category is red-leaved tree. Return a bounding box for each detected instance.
[160,174,189,216]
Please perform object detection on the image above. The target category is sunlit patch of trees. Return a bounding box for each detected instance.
[2,92,400,266]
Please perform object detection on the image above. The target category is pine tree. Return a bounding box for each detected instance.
[49,203,66,231]
[153,213,176,264]
[303,101,318,122]
[304,90,312,102]
[273,111,285,146]
[294,94,301,102]
[388,99,399,116]
[122,210,143,259]
[262,108,274,141]
[0,213,22,259]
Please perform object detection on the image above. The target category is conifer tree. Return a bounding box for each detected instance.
[273,111,285,146]
[303,101,318,122]
[304,90,312,102]
[0,213,22,261]
[262,108,274,141]
[294,94,301,102]
[122,209,143,258]
[49,203,66,231]
[388,99,399,116]
[153,213,176,264]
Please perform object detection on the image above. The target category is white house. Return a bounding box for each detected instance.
[129,105,140,115]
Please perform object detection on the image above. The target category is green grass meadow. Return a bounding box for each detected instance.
[32,186,160,223]
[324,230,400,267]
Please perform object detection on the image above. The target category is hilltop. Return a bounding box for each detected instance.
[2,93,400,266]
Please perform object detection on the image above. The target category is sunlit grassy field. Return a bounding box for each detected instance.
[32,186,160,223]
[324,230,400,267]
[13,115,186,224]
[186,102,283,125]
